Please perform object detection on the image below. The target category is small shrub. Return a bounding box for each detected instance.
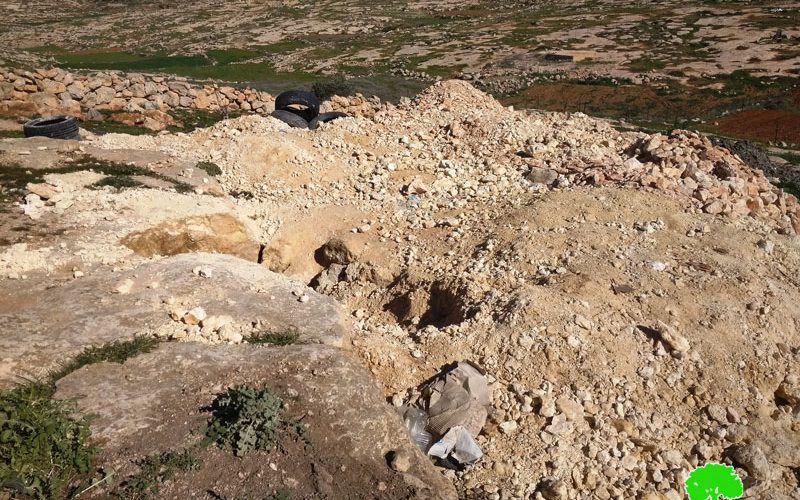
[117,450,200,499]
[195,161,222,176]
[311,75,353,101]
[0,382,95,499]
[91,175,145,190]
[246,330,300,346]
[203,386,284,456]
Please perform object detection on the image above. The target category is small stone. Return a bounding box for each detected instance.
[192,266,213,278]
[114,278,134,295]
[706,404,727,424]
[538,395,556,417]
[182,307,207,325]
[72,270,84,278]
[538,477,567,500]
[26,183,58,200]
[556,397,584,421]
[298,294,310,303]
[653,321,690,355]
[651,261,668,272]
[573,314,593,330]
[499,420,518,434]
[388,450,411,472]
[756,239,774,255]
[526,167,559,186]
[731,443,771,480]
[775,374,799,406]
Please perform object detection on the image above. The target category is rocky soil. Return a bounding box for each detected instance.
[1,81,799,499]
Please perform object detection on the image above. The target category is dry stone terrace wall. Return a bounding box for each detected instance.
[0,67,275,121]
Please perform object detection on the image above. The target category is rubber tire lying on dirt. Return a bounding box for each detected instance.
[23,116,80,140]
[270,109,310,129]
[309,112,349,130]
[274,90,320,122]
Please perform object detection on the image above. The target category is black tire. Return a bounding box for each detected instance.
[270,109,309,129]
[274,90,320,122]
[309,111,349,130]
[23,116,80,140]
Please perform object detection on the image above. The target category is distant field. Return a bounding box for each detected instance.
[1,0,798,142]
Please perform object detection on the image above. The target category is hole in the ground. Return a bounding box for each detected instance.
[383,275,474,328]
[420,280,473,328]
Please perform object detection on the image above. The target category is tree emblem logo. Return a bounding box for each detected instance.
[684,463,744,500]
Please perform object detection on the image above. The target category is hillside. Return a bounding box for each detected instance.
[0,80,799,499]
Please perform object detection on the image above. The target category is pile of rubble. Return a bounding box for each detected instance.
[0,66,275,127]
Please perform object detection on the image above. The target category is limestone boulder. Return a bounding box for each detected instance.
[0,253,350,386]
[121,213,259,260]
[54,342,456,499]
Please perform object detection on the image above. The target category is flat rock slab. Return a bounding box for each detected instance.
[0,253,349,387]
[55,342,456,499]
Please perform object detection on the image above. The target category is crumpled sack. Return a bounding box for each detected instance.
[401,360,490,465]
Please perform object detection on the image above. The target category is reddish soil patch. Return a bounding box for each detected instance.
[715,109,800,144]
[503,83,716,123]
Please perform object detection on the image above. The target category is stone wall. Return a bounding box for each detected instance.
[0,67,275,123]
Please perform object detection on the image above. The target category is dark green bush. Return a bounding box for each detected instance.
[203,386,284,456]
[311,75,353,101]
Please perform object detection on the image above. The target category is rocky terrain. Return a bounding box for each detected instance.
[1,80,799,499]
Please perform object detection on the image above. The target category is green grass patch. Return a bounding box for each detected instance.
[168,108,245,132]
[246,330,300,346]
[257,39,308,54]
[51,336,160,381]
[0,156,194,205]
[205,48,261,64]
[0,130,24,139]
[195,161,222,176]
[116,450,200,499]
[81,119,157,136]
[718,69,767,94]
[0,336,166,499]
[0,382,95,499]
[271,489,291,500]
[91,175,146,190]
[776,151,800,165]
[40,46,317,83]
[628,57,667,73]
